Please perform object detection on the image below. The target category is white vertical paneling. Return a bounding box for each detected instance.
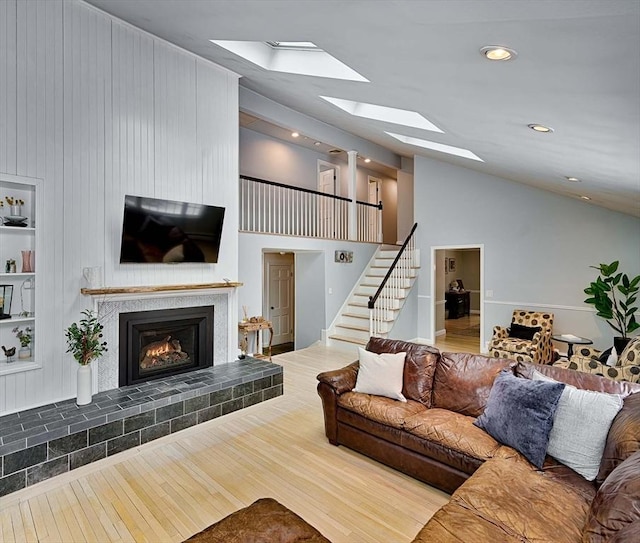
[0,0,240,415]
[0,0,18,174]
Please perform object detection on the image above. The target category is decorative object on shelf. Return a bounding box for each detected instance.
[0,284,13,319]
[19,277,34,317]
[21,250,33,273]
[13,326,32,359]
[5,259,16,273]
[242,305,249,323]
[2,196,27,226]
[1,345,16,363]
[65,309,108,405]
[82,266,103,289]
[584,261,640,353]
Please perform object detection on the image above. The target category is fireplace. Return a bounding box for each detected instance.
[119,306,214,387]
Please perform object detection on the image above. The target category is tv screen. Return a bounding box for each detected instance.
[119,195,225,264]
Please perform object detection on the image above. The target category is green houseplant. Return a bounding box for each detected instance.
[584,261,640,352]
[65,310,107,405]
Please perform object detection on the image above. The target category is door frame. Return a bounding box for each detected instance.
[430,244,484,351]
[317,160,339,195]
[263,251,295,346]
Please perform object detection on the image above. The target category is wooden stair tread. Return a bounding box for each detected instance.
[329,335,368,345]
[335,323,369,332]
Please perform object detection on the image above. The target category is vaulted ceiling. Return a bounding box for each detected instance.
[86,0,640,217]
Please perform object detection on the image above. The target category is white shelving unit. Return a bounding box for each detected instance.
[0,173,41,376]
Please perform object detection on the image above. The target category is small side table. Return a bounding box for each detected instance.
[552,334,593,360]
[239,320,273,359]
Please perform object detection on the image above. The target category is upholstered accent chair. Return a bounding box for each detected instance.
[553,337,640,383]
[488,310,554,365]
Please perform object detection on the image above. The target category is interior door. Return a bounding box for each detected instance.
[318,168,335,237]
[265,253,294,345]
[368,176,381,241]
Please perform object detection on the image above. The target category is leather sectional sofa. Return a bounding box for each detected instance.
[316,337,640,542]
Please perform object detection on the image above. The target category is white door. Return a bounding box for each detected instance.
[264,253,294,345]
[368,177,381,242]
[318,168,335,237]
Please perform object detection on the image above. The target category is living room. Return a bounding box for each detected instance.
[1,0,639,540]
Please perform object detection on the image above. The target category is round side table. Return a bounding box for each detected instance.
[552,335,593,360]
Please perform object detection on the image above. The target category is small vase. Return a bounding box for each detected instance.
[21,251,33,273]
[18,346,31,360]
[77,364,93,405]
[9,205,21,216]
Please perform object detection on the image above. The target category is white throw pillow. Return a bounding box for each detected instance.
[532,369,623,480]
[353,348,407,402]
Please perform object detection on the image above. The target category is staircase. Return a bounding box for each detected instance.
[327,245,419,351]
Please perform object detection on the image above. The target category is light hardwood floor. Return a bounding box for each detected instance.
[0,337,478,543]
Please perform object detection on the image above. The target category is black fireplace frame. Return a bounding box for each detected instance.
[119,306,214,387]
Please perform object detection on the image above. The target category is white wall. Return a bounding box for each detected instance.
[238,233,378,348]
[0,0,239,415]
[414,156,640,351]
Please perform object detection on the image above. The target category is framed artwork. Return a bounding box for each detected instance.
[449,258,456,272]
[444,258,449,273]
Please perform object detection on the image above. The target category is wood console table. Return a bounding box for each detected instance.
[445,291,470,319]
[239,320,273,359]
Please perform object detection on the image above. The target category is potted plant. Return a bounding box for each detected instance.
[65,310,107,405]
[13,325,32,359]
[584,261,640,353]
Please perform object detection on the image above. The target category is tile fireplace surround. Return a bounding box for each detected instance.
[0,283,284,499]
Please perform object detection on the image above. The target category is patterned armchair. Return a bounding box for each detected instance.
[553,337,640,383]
[488,310,555,365]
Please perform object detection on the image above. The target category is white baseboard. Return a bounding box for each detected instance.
[435,329,447,337]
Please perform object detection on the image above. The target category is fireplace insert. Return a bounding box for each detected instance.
[119,306,214,387]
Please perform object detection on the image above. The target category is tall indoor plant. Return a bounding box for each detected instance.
[65,309,107,405]
[584,261,640,352]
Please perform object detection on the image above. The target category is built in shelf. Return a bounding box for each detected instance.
[0,360,41,376]
[0,315,35,325]
[81,282,243,296]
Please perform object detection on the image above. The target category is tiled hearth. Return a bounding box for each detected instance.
[0,357,283,498]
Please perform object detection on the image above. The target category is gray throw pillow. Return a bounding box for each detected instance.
[474,369,565,468]
[532,369,623,480]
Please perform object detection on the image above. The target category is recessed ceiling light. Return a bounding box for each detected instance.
[328,149,342,154]
[565,176,580,182]
[386,132,483,162]
[580,195,591,200]
[320,96,442,133]
[291,132,299,138]
[314,141,321,146]
[480,45,518,61]
[528,124,554,133]
[364,158,371,163]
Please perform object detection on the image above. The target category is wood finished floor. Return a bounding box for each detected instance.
[0,335,479,543]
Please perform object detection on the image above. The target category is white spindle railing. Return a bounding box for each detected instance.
[240,176,381,242]
[369,223,418,337]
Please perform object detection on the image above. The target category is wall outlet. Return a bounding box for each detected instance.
[486,289,493,298]
[328,287,333,295]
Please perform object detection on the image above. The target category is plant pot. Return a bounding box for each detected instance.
[77,364,93,406]
[614,337,631,355]
[18,346,31,360]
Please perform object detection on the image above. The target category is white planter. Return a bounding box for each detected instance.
[18,346,31,359]
[77,364,93,405]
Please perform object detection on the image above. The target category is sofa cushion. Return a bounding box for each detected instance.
[337,392,425,429]
[353,348,406,401]
[583,450,640,543]
[414,457,594,543]
[474,370,565,468]
[432,353,514,417]
[366,337,440,407]
[532,369,623,480]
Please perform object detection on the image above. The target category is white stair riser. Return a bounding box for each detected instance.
[368,268,418,278]
[378,250,400,258]
[356,285,409,297]
[346,305,370,317]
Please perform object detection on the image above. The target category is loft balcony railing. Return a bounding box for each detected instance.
[239,175,382,243]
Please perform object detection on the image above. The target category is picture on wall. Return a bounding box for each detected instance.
[449,258,456,272]
[444,259,448,273]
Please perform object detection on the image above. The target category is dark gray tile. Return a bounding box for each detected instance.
[107,432,140,456]
[253,376,272,391]
[170,413,197,433]
[69,415,107,434]
[197,405,221,424]
[232,382,253,399]
[3,425,47,444]
[0,470,26,497]
[0,439,27,456]
[27,456,69,486]
[45,416,86,431]
[48,431,88,459]
[106,405,142,423]
[220,399,243,416]
[210,389,232,406]
[184,395,209,414]
[273,373,284,386]
[124,411,155,434]
[156,402,183,423]
[140,422,170,445]
[243,392,263,408]
[263,385,283,401]
[4,444,47,475]
[70,443,106,470]
[27,426,69,448]
[89,421,123,446]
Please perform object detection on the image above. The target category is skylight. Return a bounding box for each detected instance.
[210,40,368,82]
[321,96,443,133]
[386,132,483,162]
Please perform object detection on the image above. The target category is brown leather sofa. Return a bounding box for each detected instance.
[317,337,640,542]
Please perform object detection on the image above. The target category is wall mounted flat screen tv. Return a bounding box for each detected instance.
[119,195,225,264]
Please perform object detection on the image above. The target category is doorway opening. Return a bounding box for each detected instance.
[263,251,295,355]
[431,245,483,353]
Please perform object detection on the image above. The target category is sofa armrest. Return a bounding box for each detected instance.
[316,362,358,445]
[316,361,359,394]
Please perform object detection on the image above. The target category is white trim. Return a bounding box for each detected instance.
[435,328,446,337]
[435,299,446,306]
[418,294,431,299]
[484,300,594,312]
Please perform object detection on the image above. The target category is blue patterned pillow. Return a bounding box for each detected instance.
[474,370,565,468]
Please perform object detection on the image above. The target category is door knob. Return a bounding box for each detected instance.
[270,306,274,310]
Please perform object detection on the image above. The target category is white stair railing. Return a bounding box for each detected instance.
[368,223,418,337]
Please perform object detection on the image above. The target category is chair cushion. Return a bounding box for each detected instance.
[491,337,535,355]
[508,323,541,340]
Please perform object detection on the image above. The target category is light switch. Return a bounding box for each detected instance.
[486,290,493,298]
